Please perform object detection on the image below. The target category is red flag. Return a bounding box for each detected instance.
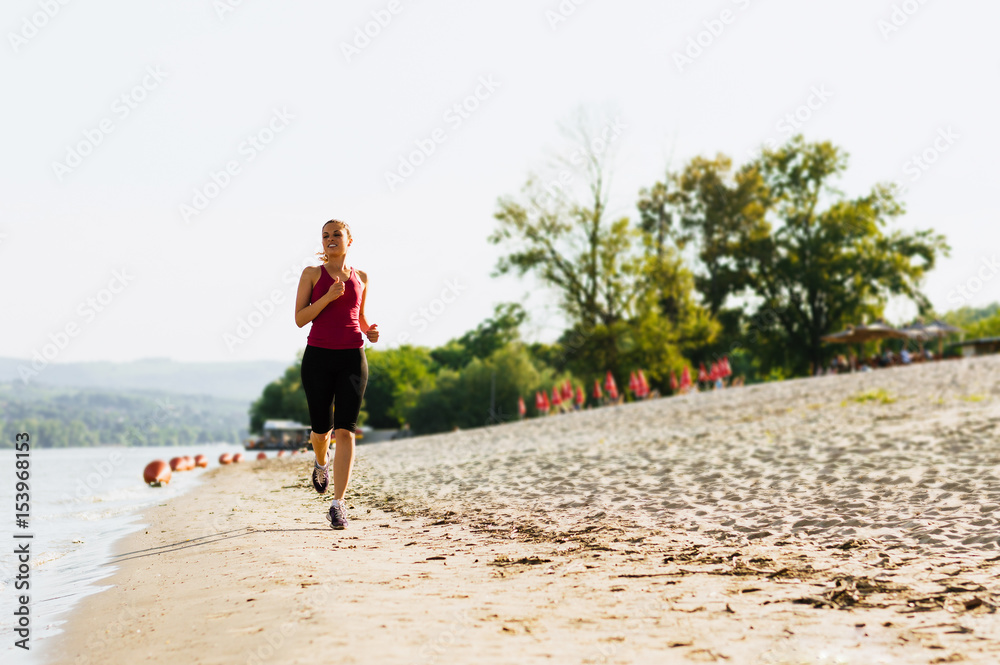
[563,379,573,401]
[535,391,545,412]
[670,372,679,391]
[575,385,585,405]
[593,379,603,399]
[638,370,649,397]
[629,371,639,394]
[680,366,692,390]
[541,391,550,411]
[698,363,709,383]
[709,363,720,382]
[723,356,732,377]
[551,386,562,406]
[604,371,618,399]
[518,396,526,416]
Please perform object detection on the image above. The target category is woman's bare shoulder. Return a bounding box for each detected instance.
[356,268,369,283]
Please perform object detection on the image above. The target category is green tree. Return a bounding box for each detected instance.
[652,135,948,375]
[403,344,557,435]
[490,110,716,382]
[430,303,528,371]
[365,345,435,428]
[489,111,645,332]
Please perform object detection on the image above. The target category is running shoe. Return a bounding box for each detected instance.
[312,462,329,494]
[326,499,348,529]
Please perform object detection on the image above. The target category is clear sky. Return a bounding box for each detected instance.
[2,0,997,365]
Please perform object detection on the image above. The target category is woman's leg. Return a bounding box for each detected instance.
[310,429,332,465]
[300,345,336,493]
[330,348,367,501]
[331,428,355,500]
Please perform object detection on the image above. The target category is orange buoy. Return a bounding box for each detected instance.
[219,453,233,465]
[182,456,195,470]
[256,452,267,460]
[143,460,171,486]
[233,453,244,463]
[169,457,184,471]
[277,450,286,458]
[194,454,208,468]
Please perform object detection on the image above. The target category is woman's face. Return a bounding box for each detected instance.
[322,223,352,258]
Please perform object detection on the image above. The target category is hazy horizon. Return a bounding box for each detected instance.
[3,0,997,366]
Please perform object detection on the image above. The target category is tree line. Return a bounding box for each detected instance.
[252,116,952,436]
[0,384,248,448]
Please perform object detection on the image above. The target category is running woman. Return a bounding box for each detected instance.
[294,219,379,529]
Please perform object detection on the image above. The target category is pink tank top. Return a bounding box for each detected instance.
[306,266,364,350]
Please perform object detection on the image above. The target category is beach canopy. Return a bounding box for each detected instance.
[722,356,732,377]
[680,366,692,390]
[629,371,639,395]
[923,319,964,337]
[918,319,964,356]
[821,320,909,344]
[900,321,934,341]
[698,363,709,383]
[575,385,585,405]
[535,391,547,412]
[551,386,562,406]
[593,379,603,399]
[669,371,679,391]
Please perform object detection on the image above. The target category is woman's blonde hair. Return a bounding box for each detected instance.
[316,219,352,264]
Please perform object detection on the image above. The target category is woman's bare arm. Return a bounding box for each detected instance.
[294,267,333,328]
[357,270,371,332]
[358,270,378,342]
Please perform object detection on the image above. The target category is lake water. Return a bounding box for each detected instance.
[0,444,253,665]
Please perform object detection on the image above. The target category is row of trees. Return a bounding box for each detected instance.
[249,304,570,435]
[251,114,951,436]
[0,385,249,447]
[490,115,947,382]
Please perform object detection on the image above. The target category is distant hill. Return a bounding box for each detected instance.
[0,381,251,448]
[0,356,290,401]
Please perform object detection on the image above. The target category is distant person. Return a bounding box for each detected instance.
[295,219,380,529]
[900,348,912,365]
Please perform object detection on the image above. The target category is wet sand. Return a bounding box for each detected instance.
[53,355,1000,664]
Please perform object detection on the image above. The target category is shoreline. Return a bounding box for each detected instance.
[51,356,1000,664]
[0,444,243,664]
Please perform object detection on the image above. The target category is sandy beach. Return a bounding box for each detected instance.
[52,355,1000,664]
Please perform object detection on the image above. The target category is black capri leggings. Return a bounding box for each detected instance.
[300,345,368,434]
